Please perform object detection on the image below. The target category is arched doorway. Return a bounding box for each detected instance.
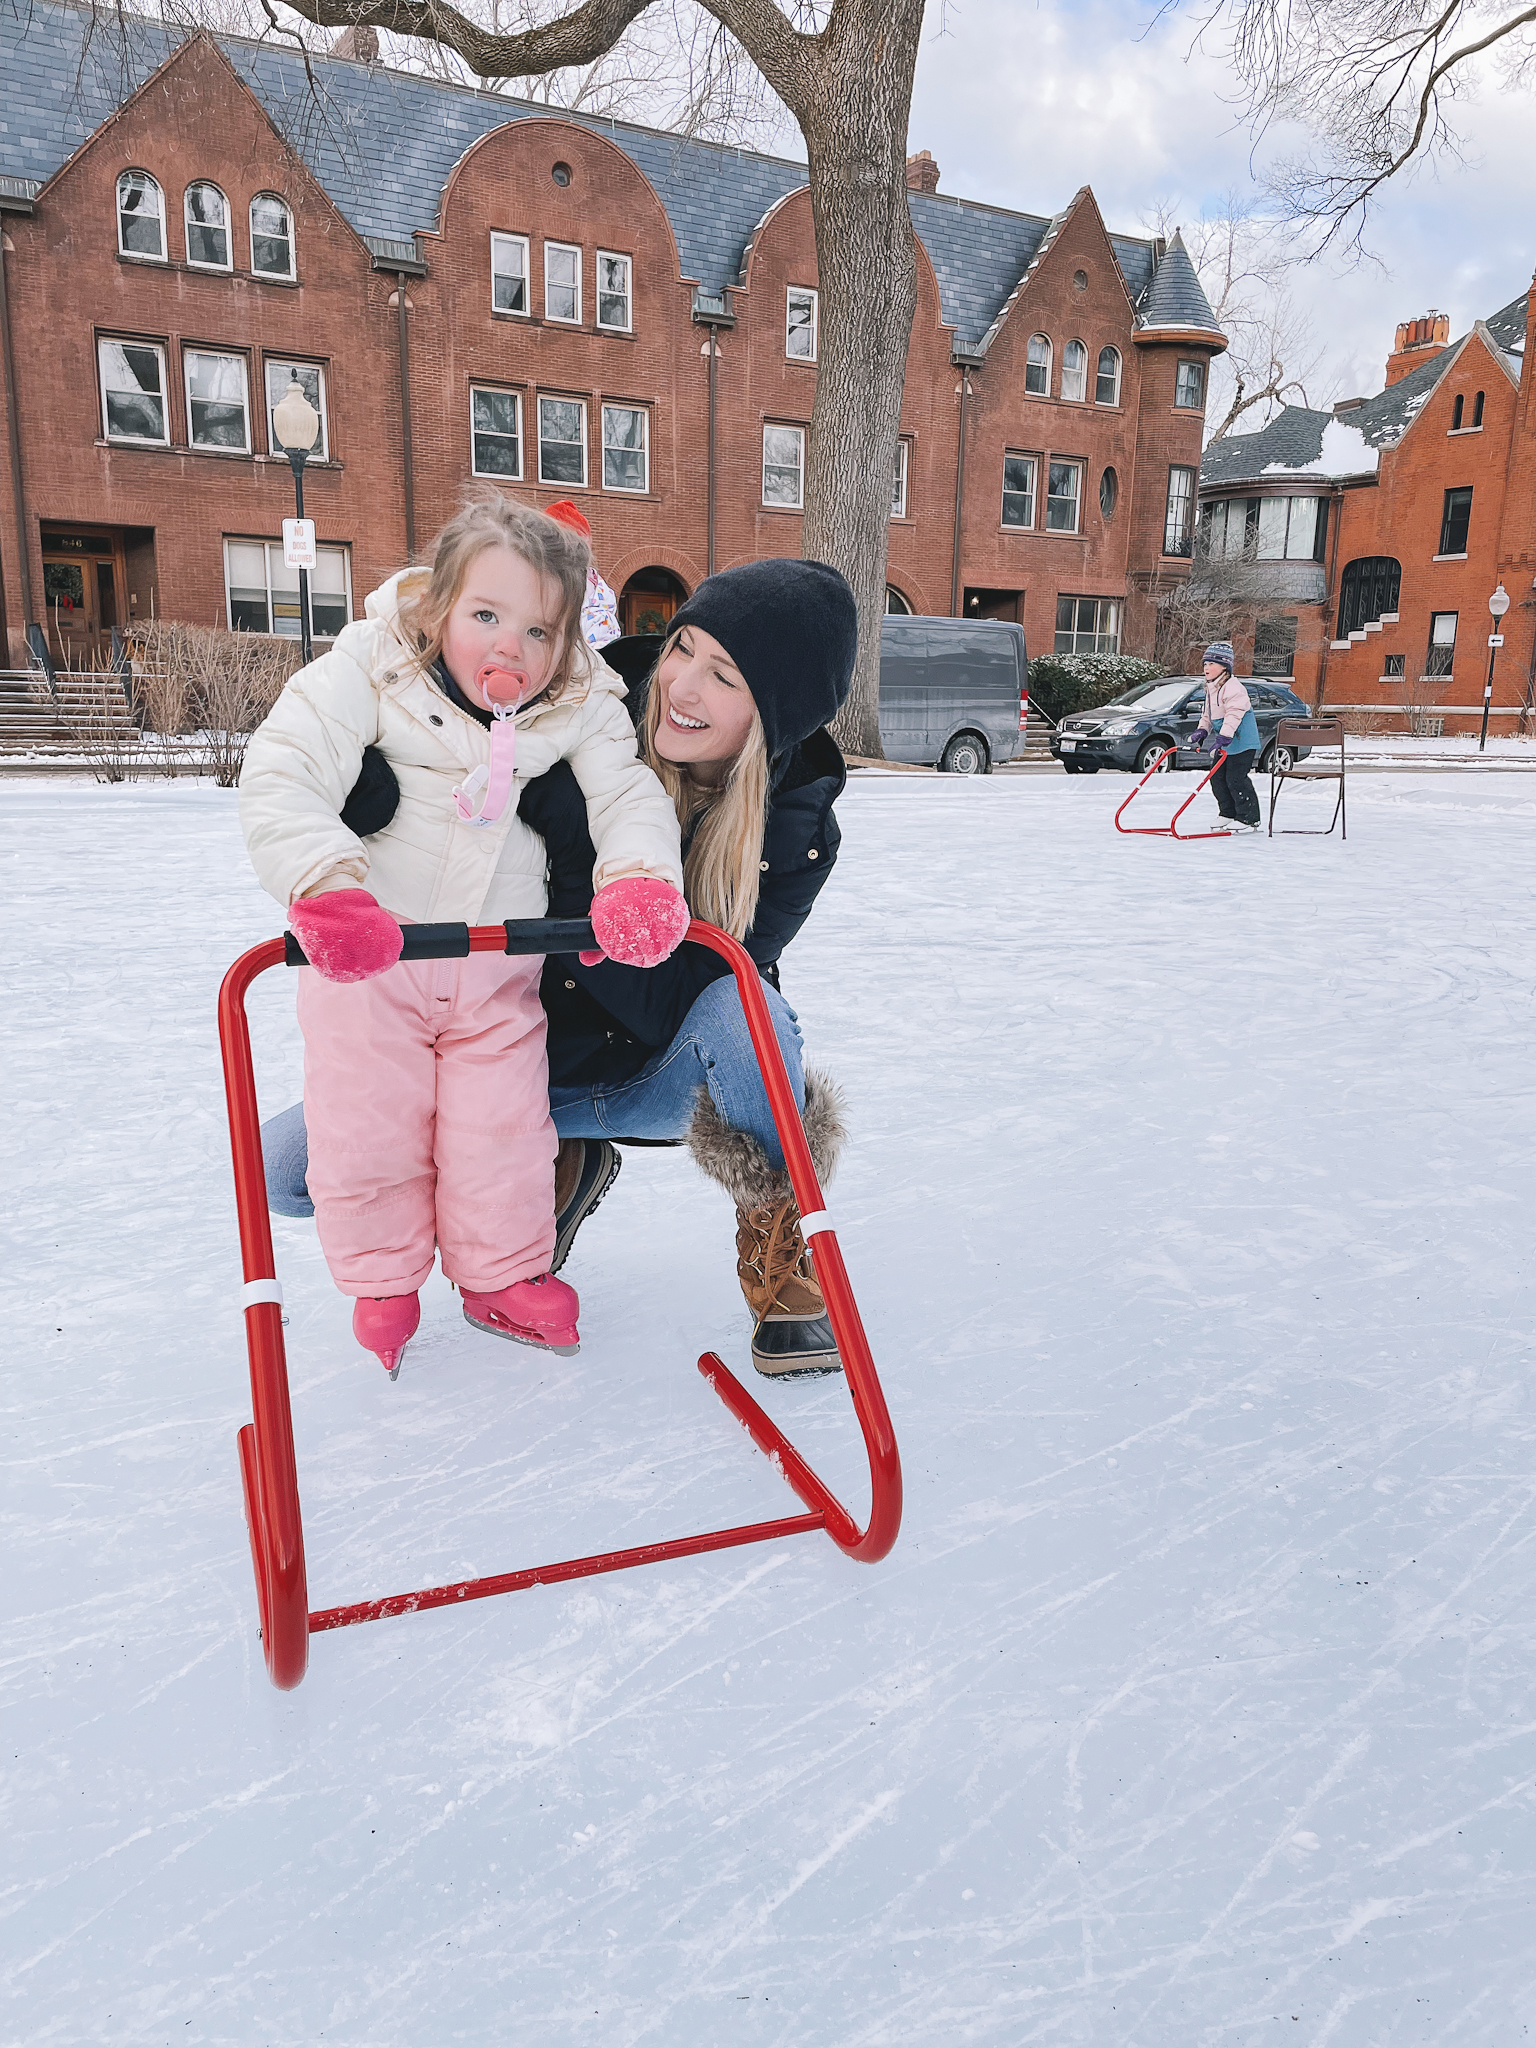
[619,567,688,639]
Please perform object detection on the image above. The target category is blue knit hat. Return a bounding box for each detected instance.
[1203,641,1235,672]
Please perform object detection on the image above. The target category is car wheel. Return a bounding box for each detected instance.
[939,732,988,775]
[1062,758,1099,774]
[1259,742,1295,774]
[1136,737,1173,774]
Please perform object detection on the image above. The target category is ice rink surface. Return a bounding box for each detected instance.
[4,768,1535,2045]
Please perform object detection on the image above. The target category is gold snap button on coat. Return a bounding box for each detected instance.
[807,848,818,859]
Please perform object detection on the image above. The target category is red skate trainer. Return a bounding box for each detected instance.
[352,1293,420,1381]
[461,1274,580,1356]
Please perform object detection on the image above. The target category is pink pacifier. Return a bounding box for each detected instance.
[454,663,531,825]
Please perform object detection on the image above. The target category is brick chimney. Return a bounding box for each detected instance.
[1385,310,1450,386]
[330,23,379,61]
[905,150,940,194]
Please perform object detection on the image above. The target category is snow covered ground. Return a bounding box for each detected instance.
[5,770,1535,2045]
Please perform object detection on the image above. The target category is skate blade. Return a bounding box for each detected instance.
[462,1306,580,1357]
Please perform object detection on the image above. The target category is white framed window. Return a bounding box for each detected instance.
[1025,333,1052,397]
[1427,611,1458,678]
[544,242,581,324]
[98,337,169,445]
[264,359,328,460]
[184,181,230,270]
[471,386,522,477]
[225,538,352,641]
[1046,459,1082,532]
[184,349,251,453]
[117,171,164,260]
[490,232,529,315]
[1095,345,1121,406]
[596,251,632,332]
[538,394,587,485]
[1001,453,1036,528]
[1061,339,1088,403]
[762,423,805,508]
[1055,596,1120,655]
[786,287,818,362]
[891,439,909,520]
[1164,464,1197,555]
[250,193,295,280]
[601,403,648,492]
[1175,358,1206,409]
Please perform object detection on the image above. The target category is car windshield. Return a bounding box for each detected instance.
[1107,681,1194,716]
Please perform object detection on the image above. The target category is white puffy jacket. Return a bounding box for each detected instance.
[239,569,682,922]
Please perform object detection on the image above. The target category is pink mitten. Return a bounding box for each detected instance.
[288,888,404,984]
[580,877,690,969]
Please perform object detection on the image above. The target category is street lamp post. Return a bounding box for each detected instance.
[1481,581,1511,753]
[272,377,321,666]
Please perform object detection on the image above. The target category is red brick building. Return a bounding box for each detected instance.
[1197,291,1536,733]
[0,4,1225,675]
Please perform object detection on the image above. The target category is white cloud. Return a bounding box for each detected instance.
[908,0,1536,406]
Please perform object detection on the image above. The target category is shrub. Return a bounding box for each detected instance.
[1027,653,1168,723]
[127,622,303,785]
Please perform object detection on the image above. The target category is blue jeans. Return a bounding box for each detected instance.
[261,974,805,1219]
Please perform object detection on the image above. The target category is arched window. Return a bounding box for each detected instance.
[1099,466,1119,519]
[885,584,913,615]
[1061,339,1088,403]
[184,181,230,269]
[1095,345,1121,406]
[1473,389,1485,427]
[250,193,295,279]
[1025,333,1052,397]
[1452,393,1464,430]
[1338,556,1402,637]
[116,170,164,259]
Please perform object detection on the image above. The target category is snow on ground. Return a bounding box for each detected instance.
[4,769,1536,2045]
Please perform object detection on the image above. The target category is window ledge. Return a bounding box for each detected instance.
[115,251,170,268]
[113,252,301,286]
[1447,426,1483,436]
[1432,553,1468,561]
[759,503,806,516]
[96,438,257,461]
[254,452,343,471]
[784,355,818,367]
[1000,527,1088,540]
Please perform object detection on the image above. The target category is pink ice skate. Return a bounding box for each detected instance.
[460,1274,580,1356]
[352,1293,421,1381]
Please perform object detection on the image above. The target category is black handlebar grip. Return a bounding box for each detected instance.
[284,918,598,967]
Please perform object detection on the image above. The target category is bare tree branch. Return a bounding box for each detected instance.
[1165,0,1536,245]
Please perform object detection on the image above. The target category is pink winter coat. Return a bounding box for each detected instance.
[1202,673,1254,741]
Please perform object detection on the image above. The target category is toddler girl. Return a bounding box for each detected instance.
[240,495,688,1376]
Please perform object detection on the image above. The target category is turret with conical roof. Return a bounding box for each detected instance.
[1137,230,1225,340]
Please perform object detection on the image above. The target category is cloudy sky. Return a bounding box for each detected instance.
[904,0,1535,409]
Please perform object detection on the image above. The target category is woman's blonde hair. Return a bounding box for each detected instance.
[639,633,769,941]
[395,490,591,706]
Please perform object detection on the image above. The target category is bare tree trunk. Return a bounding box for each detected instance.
[767,7,923,756]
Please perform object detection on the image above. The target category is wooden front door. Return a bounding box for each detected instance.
[41,530,126,669]
[621,586,679,639]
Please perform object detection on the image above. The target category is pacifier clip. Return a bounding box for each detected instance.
[453,665,528,826]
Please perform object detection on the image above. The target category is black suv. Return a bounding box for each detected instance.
[1050,677,1311,775]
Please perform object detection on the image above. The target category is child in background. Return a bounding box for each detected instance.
[1191,640,1262,833]
[239,493,688,1377]
[543,499,621,650]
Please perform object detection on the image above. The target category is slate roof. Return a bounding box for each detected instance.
[1201,283,1531,486]
[1136,230,1221,334]
[2,0,1170,352]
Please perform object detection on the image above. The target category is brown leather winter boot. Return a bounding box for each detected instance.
[735,1195,840,1377]
[685,1068,849,1379]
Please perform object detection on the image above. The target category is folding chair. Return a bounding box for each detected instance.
[1268,717,1346,838]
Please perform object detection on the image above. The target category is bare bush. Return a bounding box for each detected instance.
[128,622,301,785]
[57,675,141,784]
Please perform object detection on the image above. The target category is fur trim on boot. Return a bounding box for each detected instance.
[685,1066,848,1209]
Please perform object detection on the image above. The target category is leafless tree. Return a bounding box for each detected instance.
[1145,195,1334,439]
[81,0,929,753]
[1169,0,1536,247]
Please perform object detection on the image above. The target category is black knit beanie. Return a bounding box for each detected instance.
[665,559,857,766]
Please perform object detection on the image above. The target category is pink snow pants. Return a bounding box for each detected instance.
[296,950,556,1299]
